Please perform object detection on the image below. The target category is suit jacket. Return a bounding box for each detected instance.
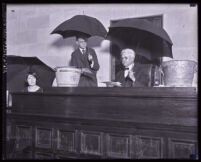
[115,63,152,87]
[70,47,100,87]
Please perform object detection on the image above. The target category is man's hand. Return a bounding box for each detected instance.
[88,53,93,62]
[128,71,135,82]
[104,82,122,87]
[81,68,92,74]
[87,53,94,68]
[113,82,122,87]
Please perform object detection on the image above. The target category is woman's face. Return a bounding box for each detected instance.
[27,74,36,86]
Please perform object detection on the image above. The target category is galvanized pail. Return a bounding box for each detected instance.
[161,60,197,87]
[55,66,81,87]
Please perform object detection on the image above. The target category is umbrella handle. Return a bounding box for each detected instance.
[158,65,165,86]
[159,66,164,76]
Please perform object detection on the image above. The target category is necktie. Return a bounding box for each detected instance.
[82,49,86,55]
[124,68,135,87]
[124,68,129,78]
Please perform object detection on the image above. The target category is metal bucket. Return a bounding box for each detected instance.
[161,60,197,87]
[55,66,81,87]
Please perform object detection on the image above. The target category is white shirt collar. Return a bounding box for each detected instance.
[127,63,134,71]
[79,48,86,54]
[124,63,134,78]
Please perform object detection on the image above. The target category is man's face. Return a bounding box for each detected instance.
[77,37,87,49]
[121,53,134,68]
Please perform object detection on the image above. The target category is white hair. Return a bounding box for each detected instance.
[121,48,135,58]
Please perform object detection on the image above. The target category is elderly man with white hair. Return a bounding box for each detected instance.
[115,48,151,87]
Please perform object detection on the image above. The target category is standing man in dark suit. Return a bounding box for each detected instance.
[115,48,151,87]
[70,34,100,87]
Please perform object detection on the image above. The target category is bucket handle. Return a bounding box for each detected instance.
[194,63,198,73]
[156,65,165,86]
[158,65,164,76]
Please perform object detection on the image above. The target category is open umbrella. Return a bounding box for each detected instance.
[7,55,55,92]
[106,18,173,60]
[51,15,107,38]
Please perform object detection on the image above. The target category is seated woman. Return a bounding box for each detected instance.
[24,72,43,92]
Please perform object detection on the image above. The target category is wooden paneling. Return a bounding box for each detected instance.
[80,131,103,156]
[57,130,75,152]
[106,134,131,158]
[11,88,197,127]
[135,135,163,159]
[35,127,53,149]
[6,88,198,159]
[13,151,32,159]
[35,152,53,159]
[55,155,78,159]
[7,118,198,159]
[168,138,197,159]
[16,125,32,151]
[12,87,197,98]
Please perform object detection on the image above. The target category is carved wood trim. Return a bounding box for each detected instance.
[168,138,197,159]
[106,133,132,158]
[35,127,53,149]
[16,125,32,151]
[56,129,75,152]
[80,131,103,156]
[135,135,163,159]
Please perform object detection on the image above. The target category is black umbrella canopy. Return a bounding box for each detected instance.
[7,55,55,92]
[51,15,107,38]
[108,18,173,44]
[107,18,173,60]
